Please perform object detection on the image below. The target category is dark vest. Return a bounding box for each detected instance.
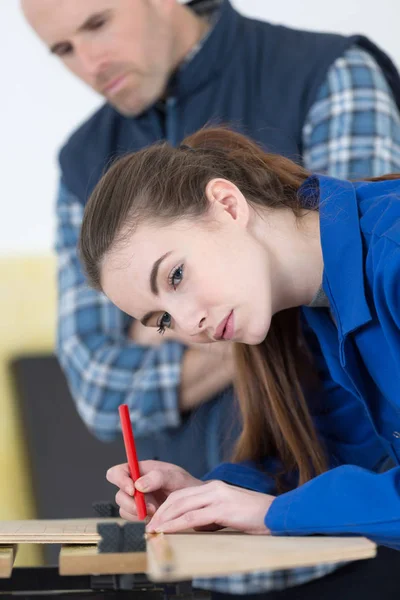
[58,0,400,476]
[59,0,400,203]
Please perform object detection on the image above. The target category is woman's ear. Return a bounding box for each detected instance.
[205,178,250,227]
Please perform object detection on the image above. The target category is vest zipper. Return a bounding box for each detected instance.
[166,96,178,147]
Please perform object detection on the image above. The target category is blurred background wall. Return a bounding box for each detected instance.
[0,0,398,566]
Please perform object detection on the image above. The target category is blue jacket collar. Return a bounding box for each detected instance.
[299,175,372,338]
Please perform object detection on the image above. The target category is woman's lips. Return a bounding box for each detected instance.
[214,310,234,341]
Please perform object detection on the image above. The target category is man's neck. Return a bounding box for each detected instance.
[171,3,211,71]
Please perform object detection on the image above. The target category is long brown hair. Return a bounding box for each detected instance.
[80,127,329,488]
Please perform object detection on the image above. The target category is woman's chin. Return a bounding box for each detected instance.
[243,322,270,345]
[239,329,268,346]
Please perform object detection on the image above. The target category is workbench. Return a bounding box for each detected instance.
[0,518,376,598]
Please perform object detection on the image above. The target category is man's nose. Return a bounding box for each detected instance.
[76,40,108,79]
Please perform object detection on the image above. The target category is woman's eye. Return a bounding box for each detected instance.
[169,264,184,289]
[157,312,172,335]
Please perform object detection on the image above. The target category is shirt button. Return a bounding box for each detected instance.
[393,431,400,439]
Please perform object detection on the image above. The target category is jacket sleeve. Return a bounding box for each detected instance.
[203,326,394,546]
[55,179,186,441]
[265,464,400,550]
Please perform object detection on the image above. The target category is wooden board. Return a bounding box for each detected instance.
[0,518,123,544]
[0,520,377,582]
[146,533,377,581]
[59,545,147,576]
[0,546,17,578]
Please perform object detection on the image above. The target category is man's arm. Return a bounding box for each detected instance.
[302,46,400,178]
[56,180,233,441]
[129,319,233,413]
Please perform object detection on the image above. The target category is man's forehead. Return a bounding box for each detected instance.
[21,0,113,41]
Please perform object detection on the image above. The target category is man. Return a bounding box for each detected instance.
[22,0,400,595]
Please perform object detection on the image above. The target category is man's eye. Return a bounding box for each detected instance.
[55,44,73,57]
[157,312,172,335]
[88,18,106,30]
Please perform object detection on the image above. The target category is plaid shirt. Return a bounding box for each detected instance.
[56,25,400,598]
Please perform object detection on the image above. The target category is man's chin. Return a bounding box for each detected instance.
[108,99,147,117]
[107,90,160,118]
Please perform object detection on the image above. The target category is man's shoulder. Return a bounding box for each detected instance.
[253,19,349,54]
[59,102,121,158]
[58,102,129,203]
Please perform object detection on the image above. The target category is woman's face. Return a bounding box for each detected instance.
[101,179,274,345]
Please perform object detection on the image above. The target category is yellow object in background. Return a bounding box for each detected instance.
[0,254,57,566]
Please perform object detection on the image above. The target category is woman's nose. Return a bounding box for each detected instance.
[179,310,207,336]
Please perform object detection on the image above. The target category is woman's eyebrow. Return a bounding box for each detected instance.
[150,251,172,295]
[140,251,173,325]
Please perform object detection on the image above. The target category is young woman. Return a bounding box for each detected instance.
[79,127,400,549]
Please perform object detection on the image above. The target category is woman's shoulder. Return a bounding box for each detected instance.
[356,178,400,247]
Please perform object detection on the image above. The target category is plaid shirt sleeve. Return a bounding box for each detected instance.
[55,180,185,441]
[302,45,400,177]
[193,46,400,594]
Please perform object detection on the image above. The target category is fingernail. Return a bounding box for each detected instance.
[136,477,148,492]
[126,486,135,496]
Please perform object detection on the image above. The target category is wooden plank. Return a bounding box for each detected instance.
[0,518,125,544]
[0,520,377,582]
[0,545,17,578]
[146,533,174,576]
[59,545,147,576]
[146,533,377,582]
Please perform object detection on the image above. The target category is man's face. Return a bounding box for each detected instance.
[22,0,177,116]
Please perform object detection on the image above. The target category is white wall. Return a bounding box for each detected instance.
[2,0,399,255]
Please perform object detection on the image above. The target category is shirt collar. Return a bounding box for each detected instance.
[182,0,223,65]
[156,0,223,111]
[299,174,372,338]
[169,0,240,98]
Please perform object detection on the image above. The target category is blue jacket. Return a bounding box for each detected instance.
[205,175,400,549]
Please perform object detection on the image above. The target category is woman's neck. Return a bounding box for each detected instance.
[254,207,324,314]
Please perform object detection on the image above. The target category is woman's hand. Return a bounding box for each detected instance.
[106,460,204,520]
[146,480,275,535]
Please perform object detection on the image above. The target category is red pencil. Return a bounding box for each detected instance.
[118,404,147,521]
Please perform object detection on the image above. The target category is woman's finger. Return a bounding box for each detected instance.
[119,507,138,522]
[115,489,137,517]
[150,506,220,533]
[147,481,217,527]
[147,487,215,531]
[107,461,164,489]
[116,489,159,517]
[135,464,201,494]
[106,463,134,494]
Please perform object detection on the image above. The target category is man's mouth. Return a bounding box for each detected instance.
[103,74,127,94]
